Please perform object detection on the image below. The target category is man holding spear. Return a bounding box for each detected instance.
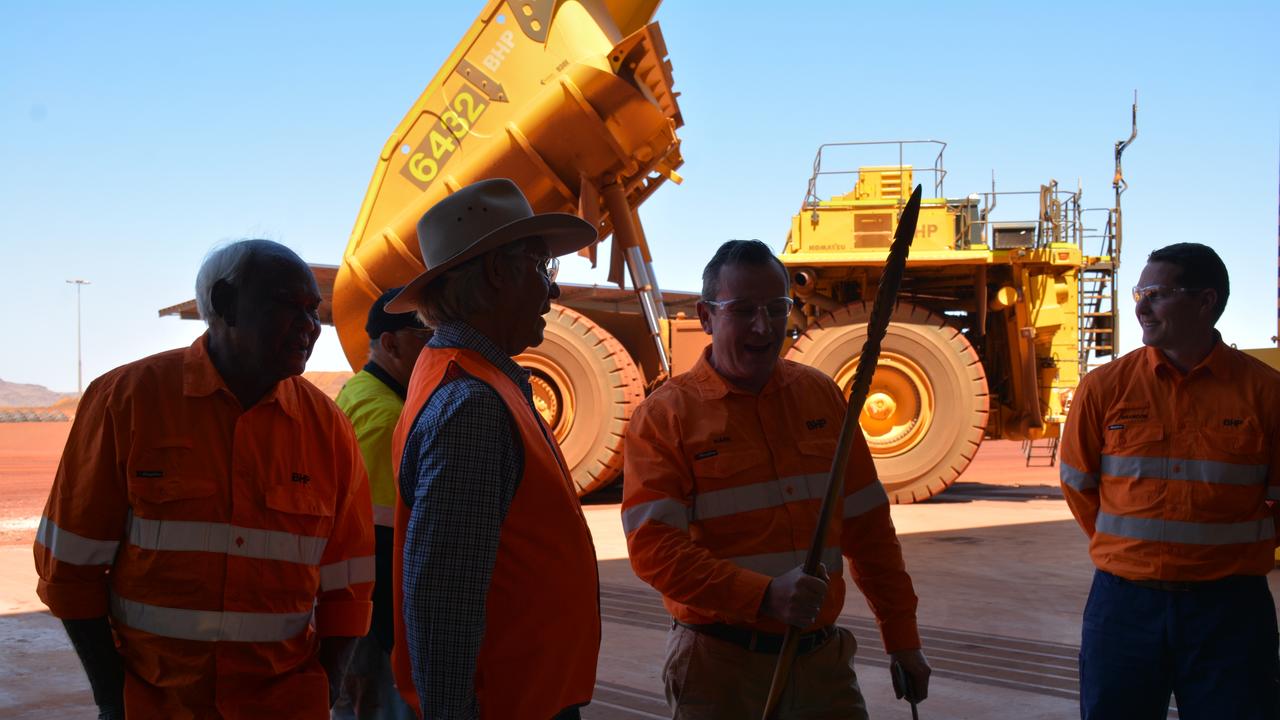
[622,237,931,719]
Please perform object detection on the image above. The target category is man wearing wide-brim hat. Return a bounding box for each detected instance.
[385,178,602,720]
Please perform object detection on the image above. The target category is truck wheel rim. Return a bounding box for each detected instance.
[834,352,934,458]
[523,360,576,444]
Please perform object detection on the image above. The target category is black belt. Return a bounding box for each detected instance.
[675,620,835,655]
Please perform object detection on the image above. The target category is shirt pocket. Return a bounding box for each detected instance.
[688,449,768,486]
[1102,422,1165,455]
[264,482,335,539]
[795,439,838,471]
[688,449,772,519]
[1203,420,1265,460]
[126,442,218,513]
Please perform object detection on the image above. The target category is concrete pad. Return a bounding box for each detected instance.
[0,547,94,717]
[4,436,1277,719]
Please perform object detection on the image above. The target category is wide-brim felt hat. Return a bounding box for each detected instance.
[385,178,598,313]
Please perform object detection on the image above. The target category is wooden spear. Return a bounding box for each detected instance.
[760,184,923,719]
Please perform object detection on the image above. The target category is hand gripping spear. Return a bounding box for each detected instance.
[760,184,923,720]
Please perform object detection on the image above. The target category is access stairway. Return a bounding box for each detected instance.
[1077,260,1118,376]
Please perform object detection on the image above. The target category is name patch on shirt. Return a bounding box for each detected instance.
[135,470,164,478]
[1107,424,1125,431]
[694,450,719,460]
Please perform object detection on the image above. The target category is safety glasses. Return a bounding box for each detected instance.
[1131,285,1201,304]
[703,297,794,321]
[524,254,559,283]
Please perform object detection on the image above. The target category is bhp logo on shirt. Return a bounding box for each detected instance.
[291,472,311,485]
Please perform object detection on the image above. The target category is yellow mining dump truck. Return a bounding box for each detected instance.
[326,0,1138,501]
[780,131,1135,502]
[333,0,703,496]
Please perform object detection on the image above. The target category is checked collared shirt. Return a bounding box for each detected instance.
[398,321,532,718]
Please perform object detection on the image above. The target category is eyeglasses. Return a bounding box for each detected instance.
[399,328,433,342]
[1131,285,1201,304]
[525,254,559,283]
[703,297,794,321]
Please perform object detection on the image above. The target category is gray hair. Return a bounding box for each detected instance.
[195,239,287,323]
[415,241,530,329]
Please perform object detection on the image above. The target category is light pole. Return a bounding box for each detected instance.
[66,279,90,394]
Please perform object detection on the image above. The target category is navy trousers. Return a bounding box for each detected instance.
[1079,569,1280,719]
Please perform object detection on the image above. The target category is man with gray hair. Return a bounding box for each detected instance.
[385,178,602,719]
[35,239,375,719]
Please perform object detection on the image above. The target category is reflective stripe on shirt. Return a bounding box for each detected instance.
[622,498,690,534]
[1269,487,1280,502]
[692,472,887,522]
[372,504,395,528]
[694,473,825,520]
[1100,454,1267,486]
[36,516,120,566]
[110,594,312,642]
[728,545,842,577]
[127,514,327,565]
[844,483,888,518]
[636,473,886,534]
[1096,511,1276,546]
[320,555,376,592]
[1060,462,1100,492]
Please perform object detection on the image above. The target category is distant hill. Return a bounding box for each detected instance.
[0,379,74,408]
[0,372,352,410]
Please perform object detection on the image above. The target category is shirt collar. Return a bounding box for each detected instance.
[363,360,407,400]
[428,321,531,392]
[183,332,302,419]
[1144,331,1232,379]
[688,345,794,399]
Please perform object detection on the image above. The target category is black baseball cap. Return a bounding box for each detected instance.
[365,287,428,339]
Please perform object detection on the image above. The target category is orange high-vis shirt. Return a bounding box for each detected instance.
[623,350,921,653]
[34,334,374,718]
[1060,341,1280,582]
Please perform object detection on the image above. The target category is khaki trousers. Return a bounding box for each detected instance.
[662,624,870,720]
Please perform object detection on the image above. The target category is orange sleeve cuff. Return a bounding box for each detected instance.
[879,617,922,654]
[37,579,109,619]
[731,570,773,624]
[314,600,372,638]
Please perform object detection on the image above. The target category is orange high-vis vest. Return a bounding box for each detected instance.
[34,334,374,717]
[391,346,600,718]
[1060,342,1280,581]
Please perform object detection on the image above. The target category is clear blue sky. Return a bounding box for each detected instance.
[3,1,1277,392]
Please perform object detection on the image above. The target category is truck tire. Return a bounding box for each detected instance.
[786,302,988,503]
[515,304,645,496]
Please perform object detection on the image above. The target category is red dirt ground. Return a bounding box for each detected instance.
[0,423,70,546]
[1,421,1053,548]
